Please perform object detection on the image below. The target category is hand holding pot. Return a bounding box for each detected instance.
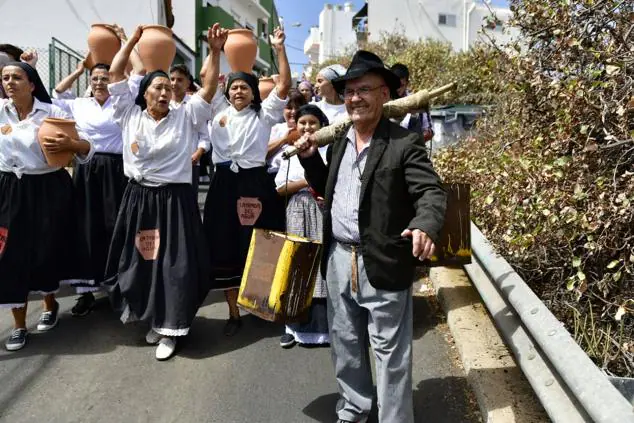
[42,131,78,154]
[270,27,286,51]
[131,25,143,44]
[207,23,228,52]
[111,23,127,41]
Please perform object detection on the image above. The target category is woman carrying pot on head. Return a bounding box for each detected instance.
[275,104,330,349]
[102,24,224,361]
[313,64,348,124]
[0,52,94,352]
[51,24,146,317]
[203,25,292,337]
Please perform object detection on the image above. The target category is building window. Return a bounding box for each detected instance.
[438,14,457,27]
[259,20,268,39]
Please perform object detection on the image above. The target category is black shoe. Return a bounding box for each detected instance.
[5,328,28,351]
[223,317,242,337]
[37,301,59,331]
[336,420,355,423]
[71,292,96,317]
[280,333,296,348]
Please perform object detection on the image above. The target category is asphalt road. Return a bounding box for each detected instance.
[0,184,481,423]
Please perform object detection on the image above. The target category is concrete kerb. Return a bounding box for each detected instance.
[429,266,549,423]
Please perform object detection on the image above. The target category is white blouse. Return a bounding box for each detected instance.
[170,90,228,154]
[210,88,287,172]
[0,97,94,178]
[52,75,143,155]
[267,122,291,174]
[107,79,213,186]
[274,154,308,192]
[312,99,348,125]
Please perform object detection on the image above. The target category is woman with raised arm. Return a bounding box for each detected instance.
[203,26,292,337]
[0,52,94,352]
[102,24,224,361]
[52,25,146,317]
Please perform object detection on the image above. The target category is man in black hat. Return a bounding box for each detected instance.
[294,51,447,423]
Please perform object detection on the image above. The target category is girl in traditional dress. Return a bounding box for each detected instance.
[312,64,348,124]
[0,57,94,351]
[102,24,224,361]
[52,26,145,316]
[275,104,330,348]
[203,26,292,337]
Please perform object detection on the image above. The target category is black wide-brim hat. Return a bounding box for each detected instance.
[332,50,401,99]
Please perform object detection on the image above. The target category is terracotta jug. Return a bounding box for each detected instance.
[258,77,275,100]
[83,53,95,70]
[138,25,176,72]
[87,24,121,65]
[37,118,78,167]
[224,29,257,73]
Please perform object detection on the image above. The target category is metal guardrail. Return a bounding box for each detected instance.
[465,223,634,422]
[48,37,89,96]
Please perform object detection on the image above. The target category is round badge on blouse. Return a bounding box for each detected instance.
[131,141,139,155]
[219,116,228,128]
[1,124,12,135]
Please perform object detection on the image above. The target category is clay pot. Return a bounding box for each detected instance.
[37,118,78,168]
[258,77,275,100]
[138,25,176,72]
[84,53,95,70]
[224,29,257,73]
[87,24,121,65]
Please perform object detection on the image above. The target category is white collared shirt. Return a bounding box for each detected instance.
[312,99,348,125]
[52,75,144,155]
[210,88,287,172]
[0,97,94,177]
[170,91,227,154]
[108,79,213,186]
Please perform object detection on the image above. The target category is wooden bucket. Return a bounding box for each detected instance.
[237,229,322,323]
[425,183,472,267]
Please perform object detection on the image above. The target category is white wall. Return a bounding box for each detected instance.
[367,0,517,51]
[172,0,197,51]
[0,0,164,53]
[318,3,357,64]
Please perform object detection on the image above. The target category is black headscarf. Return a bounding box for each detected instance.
[4,61,51,104]
[296,104,329,128]
[225,71,262,112]
[135,70,169,110]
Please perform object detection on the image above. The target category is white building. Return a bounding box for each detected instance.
[356,0,517,51]
[303,3,357,75]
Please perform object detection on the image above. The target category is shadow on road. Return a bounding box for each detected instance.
[303,375,480,423]
[178,313,282,360]
[0,299,141,363]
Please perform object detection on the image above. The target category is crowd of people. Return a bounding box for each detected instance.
[0,21,445,423]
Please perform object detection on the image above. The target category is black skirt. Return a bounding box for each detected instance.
[203,165,285,290]
[70,153,127,287]
[0,170,75,307]
[103,182,210,336]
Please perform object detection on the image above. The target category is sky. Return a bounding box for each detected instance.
[275,0,509,76]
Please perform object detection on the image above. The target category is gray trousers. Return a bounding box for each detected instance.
[326,241,414,423]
